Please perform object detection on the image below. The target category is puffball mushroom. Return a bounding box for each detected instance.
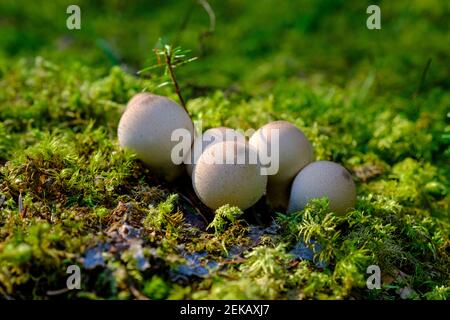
[192,141,267,210]
[249,120,314,209]
[118,93,194,181]
[184,127,246,177]
[287,160,356,215]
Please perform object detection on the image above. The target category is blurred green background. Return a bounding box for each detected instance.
[1,0,448,92]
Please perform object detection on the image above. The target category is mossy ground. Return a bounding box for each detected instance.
[0,0,449,299]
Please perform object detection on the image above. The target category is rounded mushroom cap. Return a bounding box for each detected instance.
[118,93,194,180]
[249,120,313,183]
[192,141,267,210]
[184,127,246,177]
[287,160,356,215]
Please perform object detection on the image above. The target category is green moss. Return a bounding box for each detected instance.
[143,276,171,300]
[208,205,243,235]
[143,194,180,231]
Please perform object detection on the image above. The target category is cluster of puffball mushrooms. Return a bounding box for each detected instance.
[118,93,356,215]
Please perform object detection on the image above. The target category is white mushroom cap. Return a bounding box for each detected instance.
[249,120,313,183]
[249,120,313,209]
[192,141,267,210]
[287,160,356,215]
[118,93,194,181]
[184,127,246,177]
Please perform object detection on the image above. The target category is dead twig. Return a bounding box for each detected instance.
[18,192,27,219]
[46,288,70,296]
[129,284,150,300]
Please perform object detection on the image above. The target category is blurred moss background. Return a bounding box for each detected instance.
[1,0,448,92]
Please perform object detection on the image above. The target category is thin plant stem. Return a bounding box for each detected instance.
[164,48,187,111]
